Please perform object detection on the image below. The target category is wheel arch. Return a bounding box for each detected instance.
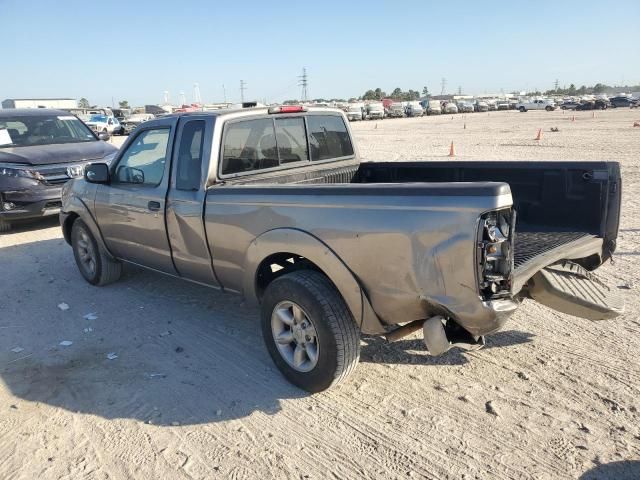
[243,228,385,334]
[62,196,116,261]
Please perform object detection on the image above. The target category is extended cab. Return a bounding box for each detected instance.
[60,106,624,392]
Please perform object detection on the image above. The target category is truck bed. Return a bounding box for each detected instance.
[225,159,621,290]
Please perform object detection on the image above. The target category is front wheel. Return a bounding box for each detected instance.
[261,270,360,392]
[519,106,526,112]
[545,106,553,111]
[71,219,122,286]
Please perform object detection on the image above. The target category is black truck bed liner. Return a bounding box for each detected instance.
[514,231,594,270]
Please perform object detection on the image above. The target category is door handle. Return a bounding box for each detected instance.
[148,201,161,211]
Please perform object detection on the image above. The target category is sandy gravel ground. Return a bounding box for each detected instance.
[1,109,639,479]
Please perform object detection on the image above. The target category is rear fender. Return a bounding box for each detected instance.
[243,228,385,334]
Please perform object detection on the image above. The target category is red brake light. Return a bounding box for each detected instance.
[268,105,307,114]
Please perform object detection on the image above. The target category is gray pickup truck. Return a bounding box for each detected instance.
[60,105,624,392]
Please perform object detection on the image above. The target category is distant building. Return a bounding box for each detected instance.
[1,98,77,109]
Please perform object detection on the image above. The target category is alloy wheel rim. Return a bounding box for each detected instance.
[271,301,319,372]
[77,230,96,275]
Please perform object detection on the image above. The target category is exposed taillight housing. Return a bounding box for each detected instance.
[476,208,515,299]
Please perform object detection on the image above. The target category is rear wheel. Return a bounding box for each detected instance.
[71,219,122,285]
[261,270,360,392]
[545,106,553,111]
[519,106,526,112]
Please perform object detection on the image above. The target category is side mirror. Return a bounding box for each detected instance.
[85,163,110,184]
[98,131,110,141]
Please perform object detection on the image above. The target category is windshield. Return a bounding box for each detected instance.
[0,114,96,148]
[88,114,108,123]
[348,105,361,112]
[368,104,383,110]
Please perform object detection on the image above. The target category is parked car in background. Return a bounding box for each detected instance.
[516,99,557,112]
[85,114,124,135]
[474,100,489,112]
[576,99,610,111]
[120,113,155,135]
[366,102,385,120]
[0,109,117,232]
[427,100,442,115]
[457,101,474,113]
[346,104,364,121]
[560,100,581,110]
[443,102,459,114]
[496,99,510,110]
[609,96,638,108]
[386,102,405,118]
[405,102,424,117]
[508,99,518,110]
[61,105,624,392]
[486,100,498,111]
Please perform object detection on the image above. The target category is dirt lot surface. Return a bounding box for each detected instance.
[1,110,639,479]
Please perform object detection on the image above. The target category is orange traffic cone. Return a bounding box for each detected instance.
[535,128,542,140]
[448,141,455,157]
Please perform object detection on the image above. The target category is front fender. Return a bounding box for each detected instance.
[60,194,115,261]
[243,228,385,334]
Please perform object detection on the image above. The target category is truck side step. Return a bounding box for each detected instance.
[529,261,624,321]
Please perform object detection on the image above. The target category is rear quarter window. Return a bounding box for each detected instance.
[307,115,354,161]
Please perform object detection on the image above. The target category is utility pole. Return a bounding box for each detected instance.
[179,91,186,106]
[554,78,559,91]
[440,78,447,95]
[457,85,462,96]
[240,80,247,103]
[298,67,309,102]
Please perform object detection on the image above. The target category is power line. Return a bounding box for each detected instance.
[240,80,247,103]
[441,78,447,95]
[298,67,309,102]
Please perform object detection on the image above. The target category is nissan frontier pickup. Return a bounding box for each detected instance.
[60,105,624,392]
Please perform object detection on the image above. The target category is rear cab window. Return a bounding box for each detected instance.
[220,113,353,176]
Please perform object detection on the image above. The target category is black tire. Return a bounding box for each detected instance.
[261,270,360,392]
[519,106,526,112]
[545,106,553,111]
[0,218,10,233]
[71,219,122,286]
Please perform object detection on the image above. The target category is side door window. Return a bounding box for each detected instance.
[114,128,170,186]
[175,120,205,191]
[306,115,354,161]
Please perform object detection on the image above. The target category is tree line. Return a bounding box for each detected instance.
[361,87,430,101]
[542,83,640,96]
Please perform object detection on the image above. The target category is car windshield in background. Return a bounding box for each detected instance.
[0,115,96,148]
[89,115,108,123]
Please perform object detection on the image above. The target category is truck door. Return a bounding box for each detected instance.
[165,116,220,286]
[95,120,176,274]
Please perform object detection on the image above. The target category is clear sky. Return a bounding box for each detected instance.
[2,0,639,106]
